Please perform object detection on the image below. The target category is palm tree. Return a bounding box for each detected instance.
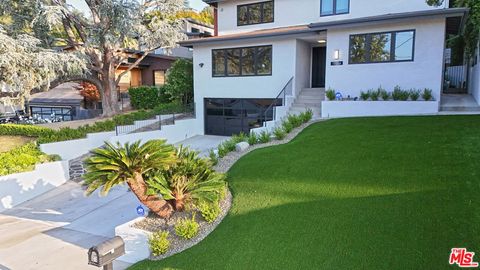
[84,140,177,218]
[146,146,226,211]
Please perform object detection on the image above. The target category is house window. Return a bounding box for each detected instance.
[349,30,415,64]
[212,45,272,77]
[238,1,274,26]
[321,0,349,16]
[191,27,200,33]
[153,70,165,86]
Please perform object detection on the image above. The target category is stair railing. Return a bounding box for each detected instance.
[263,77,294,127]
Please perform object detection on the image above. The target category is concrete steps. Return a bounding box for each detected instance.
[287,88,325,117]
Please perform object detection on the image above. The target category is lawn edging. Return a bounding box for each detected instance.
[214,119,328,173]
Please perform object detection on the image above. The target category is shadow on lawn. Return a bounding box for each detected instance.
[132,189,479,270]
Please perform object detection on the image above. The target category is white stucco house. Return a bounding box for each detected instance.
[180,0,469,136]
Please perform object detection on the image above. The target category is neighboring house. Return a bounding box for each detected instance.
[115,53,178,92]
[181,0,468,136]
[156,18,214,58]
[28,83,93,121]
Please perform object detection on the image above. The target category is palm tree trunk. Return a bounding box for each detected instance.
[127,172,174,218]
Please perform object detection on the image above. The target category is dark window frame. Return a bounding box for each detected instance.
[320,0,350,17]
[348,29,416,65]
[212,45,273,77]
[237,1,274,26]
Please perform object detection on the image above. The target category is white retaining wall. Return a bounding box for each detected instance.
[0,161,69,212]
[115,217,151,264]
[322,101,439,118]
[40,118,202,160]
[40,131,115,160]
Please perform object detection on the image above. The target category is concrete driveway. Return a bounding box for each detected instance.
[0,135,228,270]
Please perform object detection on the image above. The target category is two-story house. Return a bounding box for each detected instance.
[181,0,468,136]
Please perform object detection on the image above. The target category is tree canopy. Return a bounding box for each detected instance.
[1,0,187,116]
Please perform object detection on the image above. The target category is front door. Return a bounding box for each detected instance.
[311,47,326,88]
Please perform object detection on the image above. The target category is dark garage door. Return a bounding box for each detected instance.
[205,98,277,136]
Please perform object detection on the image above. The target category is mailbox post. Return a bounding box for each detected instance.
[88,236,125,270]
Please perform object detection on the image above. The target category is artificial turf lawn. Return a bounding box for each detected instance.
[130,116,480,270]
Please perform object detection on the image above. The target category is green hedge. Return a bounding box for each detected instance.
[0,102,188,144]
[129,86,171,109]
[0,143,58,176]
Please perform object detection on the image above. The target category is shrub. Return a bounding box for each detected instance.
[258,131,271,143]
[325,88,336,101]
[0,143,55,176]
[392,86,409,101]
[248,132,258,145]
[299,109,313,123]
[379,87,390,101]
[231,132,248,144]
[360,91,370,101]
[286,114,302,128]
[369,89,380,101]
[208,149,218,166]
[198,201,220,223]
[282,121,294,133]
[129,86,162,109]
[273,127,286,140]
[175,214,200,239]
[409,89,421,101]
[149,231,170,256]
[163,59,194,105]
[218,139,236,157]
[422,88,433,101]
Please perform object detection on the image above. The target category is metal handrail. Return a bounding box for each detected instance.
[263,77,294,126]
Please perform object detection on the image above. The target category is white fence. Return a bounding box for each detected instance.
[0,161,69,212]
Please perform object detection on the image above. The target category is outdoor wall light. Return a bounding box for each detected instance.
[334,49,340,60]
[317,39,326,44]
[199,63,205,68]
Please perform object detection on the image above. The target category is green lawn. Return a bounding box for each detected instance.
[131,116,480,270]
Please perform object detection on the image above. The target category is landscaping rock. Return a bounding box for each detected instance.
[235,142,249,152]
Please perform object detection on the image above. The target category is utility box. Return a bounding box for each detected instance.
[88,236,125,269]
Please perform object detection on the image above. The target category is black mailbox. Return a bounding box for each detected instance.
[88,236,125,269]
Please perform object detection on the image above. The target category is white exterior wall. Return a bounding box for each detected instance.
[325,17,446,101]
[469,39,480,105]
[295,40,313,91]
[217,0,448,35]
[193,37,299,134]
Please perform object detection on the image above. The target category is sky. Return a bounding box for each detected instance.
[66,0,208,13]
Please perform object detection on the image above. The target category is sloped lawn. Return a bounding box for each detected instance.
[130,116,480,270]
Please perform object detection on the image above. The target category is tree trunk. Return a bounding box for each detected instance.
[127,172,174,218]
[174,194,185,212]
[100,51,120,117]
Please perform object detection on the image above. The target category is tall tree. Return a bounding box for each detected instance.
[0,0,186,116]
[0,26,86,107]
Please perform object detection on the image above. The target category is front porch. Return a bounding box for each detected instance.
[440,94,480,112]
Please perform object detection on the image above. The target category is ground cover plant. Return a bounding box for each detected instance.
[131,115,480,270]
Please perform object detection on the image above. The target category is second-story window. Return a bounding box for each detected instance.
[213,45,272,77]
[238,1,274,26]
[321,0,349,16]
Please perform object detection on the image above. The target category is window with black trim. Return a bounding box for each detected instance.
[349,30,415,64]
[321,0,349,16]
[238,1,274,26]
[212,45,272,77]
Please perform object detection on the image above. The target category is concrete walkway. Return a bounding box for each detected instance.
[0,135,228,270]
[0,182,136,270]
[175,135,229,157]
[440,94,480,111]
